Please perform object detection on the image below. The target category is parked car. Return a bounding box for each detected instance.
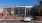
[21,15,33,22]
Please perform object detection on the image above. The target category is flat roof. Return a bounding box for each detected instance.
[15,6,33,8]
[0,6,33,8]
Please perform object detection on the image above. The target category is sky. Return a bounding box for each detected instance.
[0,0,39,6]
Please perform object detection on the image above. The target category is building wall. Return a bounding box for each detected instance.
[3,8,6,16]
[0,6,33,20]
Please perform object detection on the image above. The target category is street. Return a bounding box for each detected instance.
[0,20,33,23]
[0,20,41,23]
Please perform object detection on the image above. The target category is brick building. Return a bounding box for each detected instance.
[0,6,33,20]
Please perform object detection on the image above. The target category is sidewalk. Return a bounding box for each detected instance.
[36,21,42,22]
[32,20,42,23]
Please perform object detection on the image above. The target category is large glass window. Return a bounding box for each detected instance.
[14,7,25,17]
[26,8,32,16]
[6,8,11,16]
[6,8,14,16]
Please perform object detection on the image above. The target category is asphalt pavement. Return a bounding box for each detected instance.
[0,20,42,23]
[0,20,33,23]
